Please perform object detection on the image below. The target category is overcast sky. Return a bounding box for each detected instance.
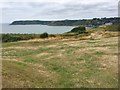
[0,0,119,23]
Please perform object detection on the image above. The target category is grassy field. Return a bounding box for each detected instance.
[2,30,118,88]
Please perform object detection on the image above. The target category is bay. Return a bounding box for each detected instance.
[1,24,74,34]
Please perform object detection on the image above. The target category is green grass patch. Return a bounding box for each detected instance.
[87,41,96,44]
[94,51,105,56]
[23,57,39,63]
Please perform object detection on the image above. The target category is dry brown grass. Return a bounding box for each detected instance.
[2,30,118,88]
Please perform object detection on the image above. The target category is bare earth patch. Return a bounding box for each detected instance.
[36,52,51,57]
[46,45,57,48]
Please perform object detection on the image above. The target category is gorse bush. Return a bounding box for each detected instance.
[2,33,49,42]
[2,34,22,42]
[2,34,41,42]
[40,32,48,38]
[70,26,86,34]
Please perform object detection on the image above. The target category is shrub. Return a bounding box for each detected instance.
[106,24,119,31]
[2,34,22,42]
[2,34,41,42]
[49,34,56,38]
[70,26,86,34]
[40,32,48,38]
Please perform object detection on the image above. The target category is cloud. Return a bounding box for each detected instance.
[32,1,118,19]
[0,0,119,23]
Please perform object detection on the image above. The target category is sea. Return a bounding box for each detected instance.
[1,23,74,34]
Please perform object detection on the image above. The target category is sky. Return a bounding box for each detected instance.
[0,0,119,23]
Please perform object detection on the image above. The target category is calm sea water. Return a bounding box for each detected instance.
[1,24,74,34]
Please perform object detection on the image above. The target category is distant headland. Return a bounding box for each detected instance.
[10,17,120,27]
